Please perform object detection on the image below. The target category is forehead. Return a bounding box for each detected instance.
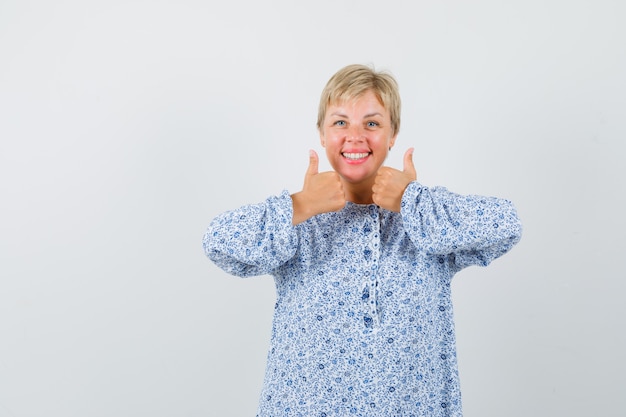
[327,91,387,114]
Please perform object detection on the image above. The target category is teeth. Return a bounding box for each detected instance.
[343,152,369,160]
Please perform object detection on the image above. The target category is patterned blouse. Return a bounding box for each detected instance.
[203,181,522,417]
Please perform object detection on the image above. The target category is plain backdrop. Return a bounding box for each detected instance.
[1,1,624,416]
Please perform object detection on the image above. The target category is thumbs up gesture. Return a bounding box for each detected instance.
[291,150,346,225]
[372,148,417,212]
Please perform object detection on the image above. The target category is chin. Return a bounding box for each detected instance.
[338,171,374,184]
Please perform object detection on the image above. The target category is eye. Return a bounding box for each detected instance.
[366,121,379,128]
[333,120,346,127]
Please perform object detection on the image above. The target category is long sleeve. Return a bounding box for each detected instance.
[400,181,522,271]
[202,190,299,277]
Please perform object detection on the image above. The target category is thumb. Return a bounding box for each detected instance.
[306,149,319,177]
[403,147,416,178]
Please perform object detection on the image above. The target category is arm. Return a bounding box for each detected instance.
[202,191,299,277]
[203,150,346,276]
[400,181,522,270]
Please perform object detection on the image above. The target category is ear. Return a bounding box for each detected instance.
[319,131,326,147]
[388,132,398,150]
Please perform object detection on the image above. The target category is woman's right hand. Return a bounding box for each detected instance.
[290,150,346,225]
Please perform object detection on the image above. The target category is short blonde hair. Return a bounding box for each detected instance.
[317,64,401,136]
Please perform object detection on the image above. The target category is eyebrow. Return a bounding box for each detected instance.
[329,112,383,118]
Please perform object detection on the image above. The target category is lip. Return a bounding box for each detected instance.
[341,151,371,164]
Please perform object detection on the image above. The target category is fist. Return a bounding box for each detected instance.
[372,148,417,212]
[291,150,346,224]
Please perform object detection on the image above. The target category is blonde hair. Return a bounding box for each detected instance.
[317,64,401,136]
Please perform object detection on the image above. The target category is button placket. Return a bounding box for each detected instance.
[361,205,382,333]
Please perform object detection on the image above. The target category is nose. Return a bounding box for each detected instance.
[346,125,365,142]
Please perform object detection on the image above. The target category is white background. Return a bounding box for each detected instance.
[1,1,624,416]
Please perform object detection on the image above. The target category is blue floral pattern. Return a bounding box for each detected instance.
[203,181,522,416]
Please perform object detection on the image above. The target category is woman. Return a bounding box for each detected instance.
[203,64,522,416]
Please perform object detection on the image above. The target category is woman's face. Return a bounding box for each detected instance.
[320,90,397,186]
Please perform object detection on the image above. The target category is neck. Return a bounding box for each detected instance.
[343,179,375,205]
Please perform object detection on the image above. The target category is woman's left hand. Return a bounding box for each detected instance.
[372,148,417,212]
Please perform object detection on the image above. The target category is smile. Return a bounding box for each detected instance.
[342,152,370,160]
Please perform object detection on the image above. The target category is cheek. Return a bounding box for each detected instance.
[320,129,334,147]
[322,133,340,149]
[382,132,396,148]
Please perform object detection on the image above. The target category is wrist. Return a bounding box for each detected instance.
[290,192,313,225]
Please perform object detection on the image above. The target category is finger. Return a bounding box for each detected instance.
[403,147,416,178]
[307,149,319,177]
